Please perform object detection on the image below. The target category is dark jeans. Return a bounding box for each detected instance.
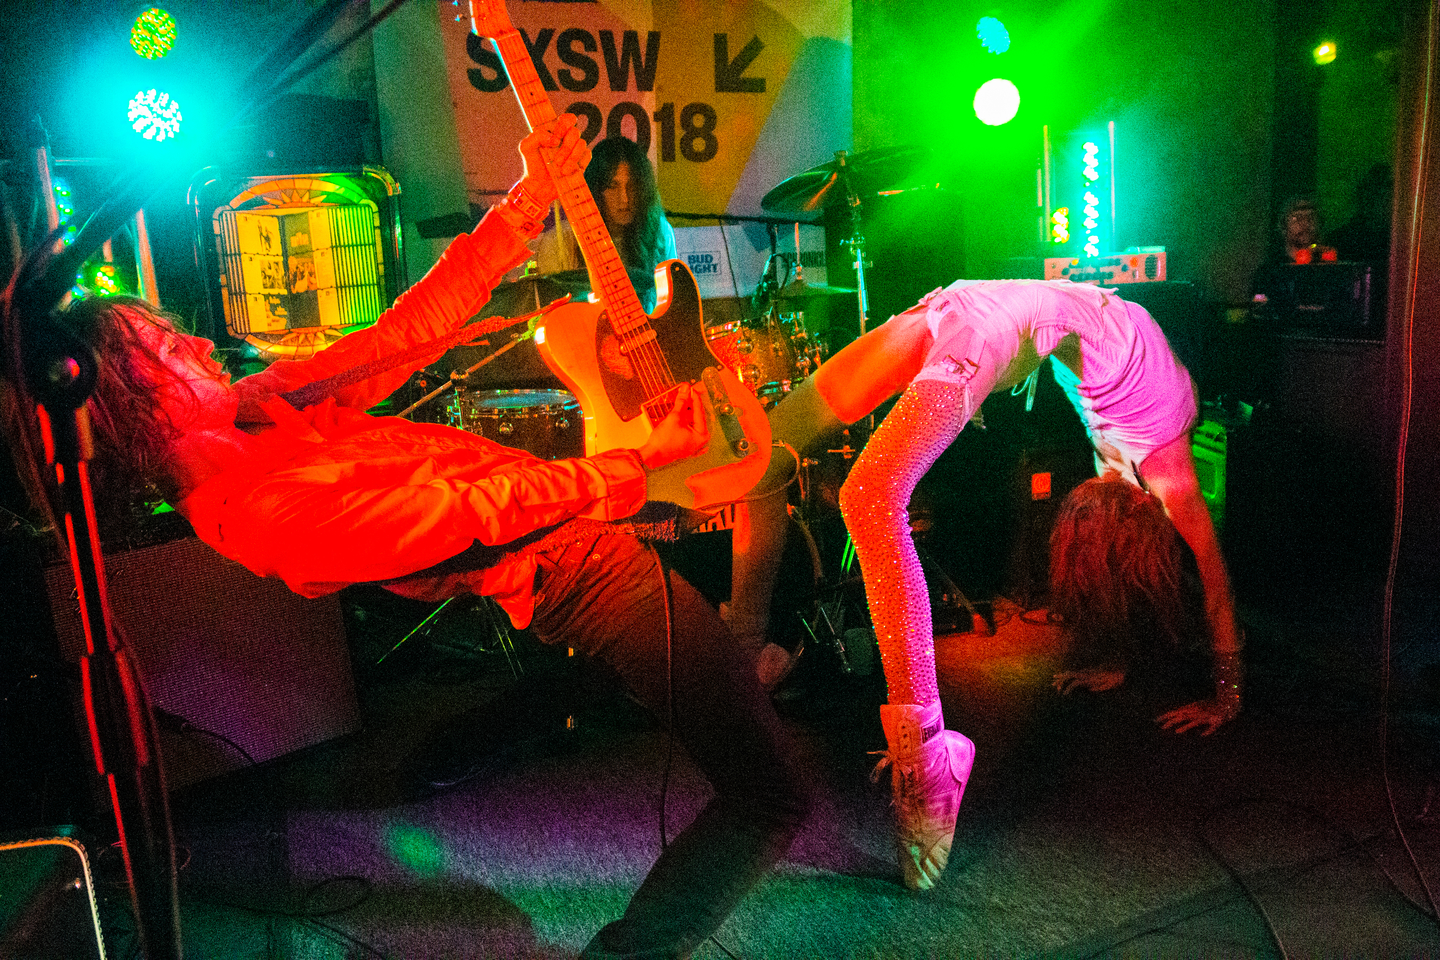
[530,533,812,960]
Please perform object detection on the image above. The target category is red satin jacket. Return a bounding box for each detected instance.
[178,209,648,628]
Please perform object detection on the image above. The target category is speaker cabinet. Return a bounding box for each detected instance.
[1269,334,1386,455]
[45,538,359,790]
[1223,419,1389,612]
[0,836,105,959]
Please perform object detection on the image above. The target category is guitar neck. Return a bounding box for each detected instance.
[490,29,645,328]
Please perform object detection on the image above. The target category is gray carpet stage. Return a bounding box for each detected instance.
[71,589,1440,960]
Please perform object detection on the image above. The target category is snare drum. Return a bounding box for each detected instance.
[446,388,583,460]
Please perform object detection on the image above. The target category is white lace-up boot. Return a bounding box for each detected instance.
[873,701,975,891]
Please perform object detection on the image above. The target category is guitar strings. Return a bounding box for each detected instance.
[498,29,681,417]
[559,175,679,414]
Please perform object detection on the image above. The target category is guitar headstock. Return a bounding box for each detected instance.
[456,0,515,38]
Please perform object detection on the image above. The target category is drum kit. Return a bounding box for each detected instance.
[404,144,928,461]
[395,146,945,686]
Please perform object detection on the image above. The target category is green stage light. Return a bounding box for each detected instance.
[53,180,74,223]
[384,824,447,876]
[1050,207,1070,245]
[131,8,177,60]
[973,78,1020,125]
[977,16,1011,54]
[1083,141,1100,183]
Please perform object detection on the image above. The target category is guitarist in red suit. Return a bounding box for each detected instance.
[5,116,811,959]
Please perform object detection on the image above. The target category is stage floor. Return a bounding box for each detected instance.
[81,589,1440,958]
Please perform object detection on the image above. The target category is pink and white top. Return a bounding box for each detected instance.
[913,278,1197,483]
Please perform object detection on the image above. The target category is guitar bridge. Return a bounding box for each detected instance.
[701,367,754,457]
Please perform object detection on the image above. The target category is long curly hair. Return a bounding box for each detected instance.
[2,292,201,547]
[1048,474,1205,670]
[67,297,204,502]
[584,136,668,275]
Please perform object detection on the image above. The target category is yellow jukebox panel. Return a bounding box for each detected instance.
[192,167,402,361]
[219,203,376,335]
[237,287,341,334]
[237,248,332,295]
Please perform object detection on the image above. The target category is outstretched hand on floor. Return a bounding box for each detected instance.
[1052,668,1126,695]
[1156,697,1239,736]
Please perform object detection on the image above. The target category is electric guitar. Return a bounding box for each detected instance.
[467,0,770,511]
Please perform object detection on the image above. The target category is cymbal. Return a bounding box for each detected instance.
[761,145,930,214]
[775,278,856,301]
[478,271,591,319]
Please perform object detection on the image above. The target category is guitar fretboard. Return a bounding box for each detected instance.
[491,30,647,336]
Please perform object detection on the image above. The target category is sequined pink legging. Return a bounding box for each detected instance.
[838,379,973,707]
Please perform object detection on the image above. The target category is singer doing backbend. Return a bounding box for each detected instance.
[733,278,1243,891]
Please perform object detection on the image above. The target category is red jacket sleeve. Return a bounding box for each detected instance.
[233,208,533,422]
[184,437,648,597]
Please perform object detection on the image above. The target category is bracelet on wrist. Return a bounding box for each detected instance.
[493,182,551,238]
[1213,649,1243,710]
[510,180,550,220]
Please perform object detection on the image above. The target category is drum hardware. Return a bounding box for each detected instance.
[398,291,577,421]
[397,329,531,419]
[374,594,526,680]
[762,145,931,338]
[446,388,584,460]
[773,277,856,303]
[800,595,855,676]
[826,435,860,460]
[916,540,992,637]
[705,312,824,403]
[759,145,928,215]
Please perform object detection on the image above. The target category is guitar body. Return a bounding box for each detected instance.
[537,259,771,510]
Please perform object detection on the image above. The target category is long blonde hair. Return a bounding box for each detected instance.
[1048,475,1204,668]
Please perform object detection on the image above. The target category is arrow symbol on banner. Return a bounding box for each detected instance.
[714,34,765,93]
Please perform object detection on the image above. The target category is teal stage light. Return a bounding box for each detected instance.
[977,16,1011,55]
[127,88,183,142]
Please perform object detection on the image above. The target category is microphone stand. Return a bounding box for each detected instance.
[2,5,398,953]
[13,117,182,960]
[20,318,183,960]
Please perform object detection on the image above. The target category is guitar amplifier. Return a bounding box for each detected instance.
[45,537,360,790]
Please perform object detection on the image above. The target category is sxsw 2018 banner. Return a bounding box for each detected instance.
[437,0,851,234]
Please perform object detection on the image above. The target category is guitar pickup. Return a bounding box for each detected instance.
[701,367,753,457]
[617,328,659,354]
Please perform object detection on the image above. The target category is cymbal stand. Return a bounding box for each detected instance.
[396,328,532,420]
[831,151,873,336]
[751,222,787,322]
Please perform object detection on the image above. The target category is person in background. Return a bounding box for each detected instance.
[535,135,678,312]
[1269,196,1337,265]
